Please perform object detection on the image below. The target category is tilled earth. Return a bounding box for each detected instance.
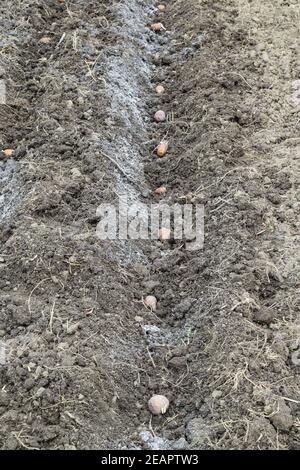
[0,0,300,450]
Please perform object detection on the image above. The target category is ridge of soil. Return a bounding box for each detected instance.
[0,0,299,450]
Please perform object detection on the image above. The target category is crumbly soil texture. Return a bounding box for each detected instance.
[0,0,300,450]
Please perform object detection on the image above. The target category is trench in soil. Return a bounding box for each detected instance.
[95,0,193,447]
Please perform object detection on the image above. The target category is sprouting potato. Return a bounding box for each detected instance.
[148,395,170,415]
[157,141,168,157]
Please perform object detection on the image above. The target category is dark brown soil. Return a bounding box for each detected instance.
[0,0,299,450]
